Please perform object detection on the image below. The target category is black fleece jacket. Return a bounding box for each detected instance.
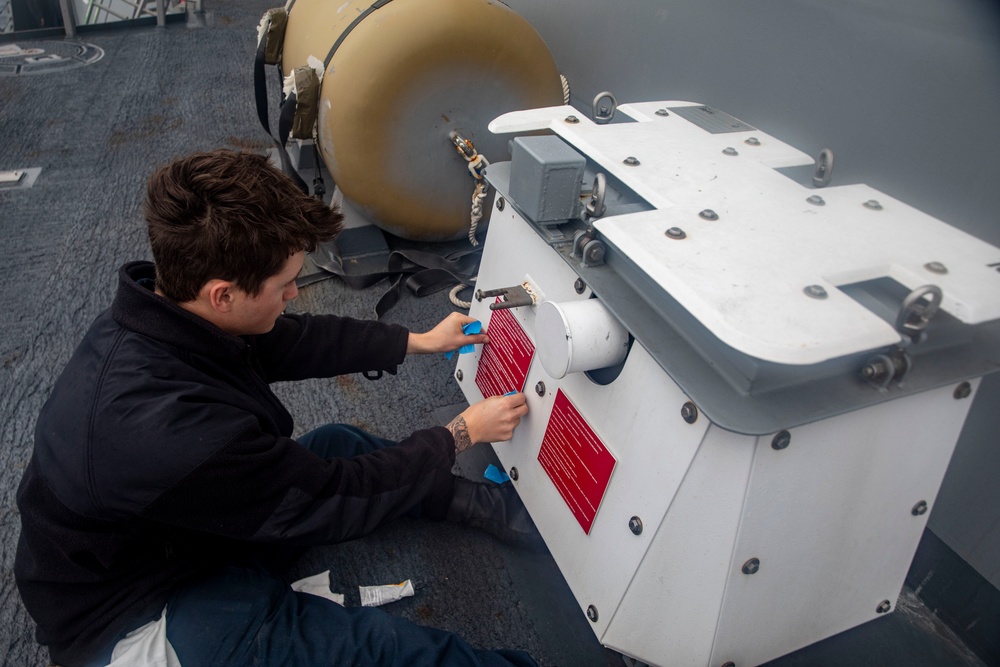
[14,261,457,666]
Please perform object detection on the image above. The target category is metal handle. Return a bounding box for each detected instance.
[592,91,617,124]
[812,148,834,188]
[895,285,943,334]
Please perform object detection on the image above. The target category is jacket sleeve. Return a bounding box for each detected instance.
[249,313,410,382]
[139,420,457,545]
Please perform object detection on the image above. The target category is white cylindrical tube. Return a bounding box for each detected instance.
[535,300,629,379]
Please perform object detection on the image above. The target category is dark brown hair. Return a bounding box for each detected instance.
[145,150,343,302]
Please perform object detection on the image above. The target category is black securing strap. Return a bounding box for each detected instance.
[322,0,394,68]
[254,26,309,194]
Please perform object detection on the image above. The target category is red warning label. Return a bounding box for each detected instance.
[475,301,535,398]
[537,389,616,534]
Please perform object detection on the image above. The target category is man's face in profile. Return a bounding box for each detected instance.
[227,250,305,335]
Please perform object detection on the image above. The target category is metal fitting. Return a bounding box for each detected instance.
[771,430,791,450]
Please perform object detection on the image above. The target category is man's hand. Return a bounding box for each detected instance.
[407,312,489,355]
[447,393,528,453]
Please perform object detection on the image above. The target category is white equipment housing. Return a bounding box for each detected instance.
[454,101,1000,667]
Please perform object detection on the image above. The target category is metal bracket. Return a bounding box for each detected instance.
[860,348,913,390]
[476,284,535,311]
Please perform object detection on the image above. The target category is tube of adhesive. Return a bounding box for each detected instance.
[359,579,416,607]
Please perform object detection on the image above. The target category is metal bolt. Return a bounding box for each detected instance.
[722,147,739,156]
[954,382,972,399]
[876,600,891,614]
[771,430,791,450]
[721,663,736,667]
[623,156,640,166]
[804,285,828,299]
[565,115,579,123]
[455,369,463,381]
[496,197,505,211]
[912,500,928,516]
[628,516,643,535]
[586,605,599,622]
[535,381,546,397]
[665,227,687,240]
[655,108,670,116]
[586,243,605,263]
[924,261,948,275]
[742,558,760,575]
[745,137,761,146]
[509,467,519,481]
[681,401,698,424]
[574,277,586,294]
[807,194,826,206]
[863,199,883,210]
[699,209,719,221]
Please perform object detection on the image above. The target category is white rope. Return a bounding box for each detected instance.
[448,281,475,309]
[465,155,489,247]
[560,73,570,105]
[449,136,490,309]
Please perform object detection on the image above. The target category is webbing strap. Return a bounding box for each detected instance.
[253,33,309,194]
[322,0,394,68]
[304,237,483,319]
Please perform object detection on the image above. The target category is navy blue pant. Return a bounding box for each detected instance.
[163,424,537,667]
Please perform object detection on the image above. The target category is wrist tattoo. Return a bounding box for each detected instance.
[448,416,473,453]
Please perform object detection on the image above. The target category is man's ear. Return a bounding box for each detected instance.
[204,279,237,314]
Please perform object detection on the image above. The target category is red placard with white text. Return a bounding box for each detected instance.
[475,300,535,398]
[537,389,617,534]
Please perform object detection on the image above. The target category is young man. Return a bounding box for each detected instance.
[15,150,535,667]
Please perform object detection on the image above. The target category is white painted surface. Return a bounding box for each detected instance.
[456,204,709,639]
[489,101,1000,365]
[710,380,978,667]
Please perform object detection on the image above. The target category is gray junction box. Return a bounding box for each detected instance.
[509,135,585,224]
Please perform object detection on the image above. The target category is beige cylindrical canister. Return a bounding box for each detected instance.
[282,0,564,241]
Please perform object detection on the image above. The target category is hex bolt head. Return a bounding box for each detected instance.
[509,467,519,481]
[745,137,761,146]
[771,430,791,450]
[455,369,463,381]
[681,401,698,424]
[623,156,640,166]
[699,209,719,221]
[628,516,643,535]
[496,197,505,211]
[565,115,579,123]
[665,227,687,240]
[742,558,760,575]
[535,381,546,397]
[954,382,972,399]
[912,500,928,516]
[924,261,948,274]
[804,285,828,299]
[655,108,670,116]
[863,199,883,210]
[807,194,826,206]
[876,600,891,614]
[722,147,739,156]
[574,277,586,294]
[586,605,599,622]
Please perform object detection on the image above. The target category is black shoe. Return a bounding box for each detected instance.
[447,477,548,552]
